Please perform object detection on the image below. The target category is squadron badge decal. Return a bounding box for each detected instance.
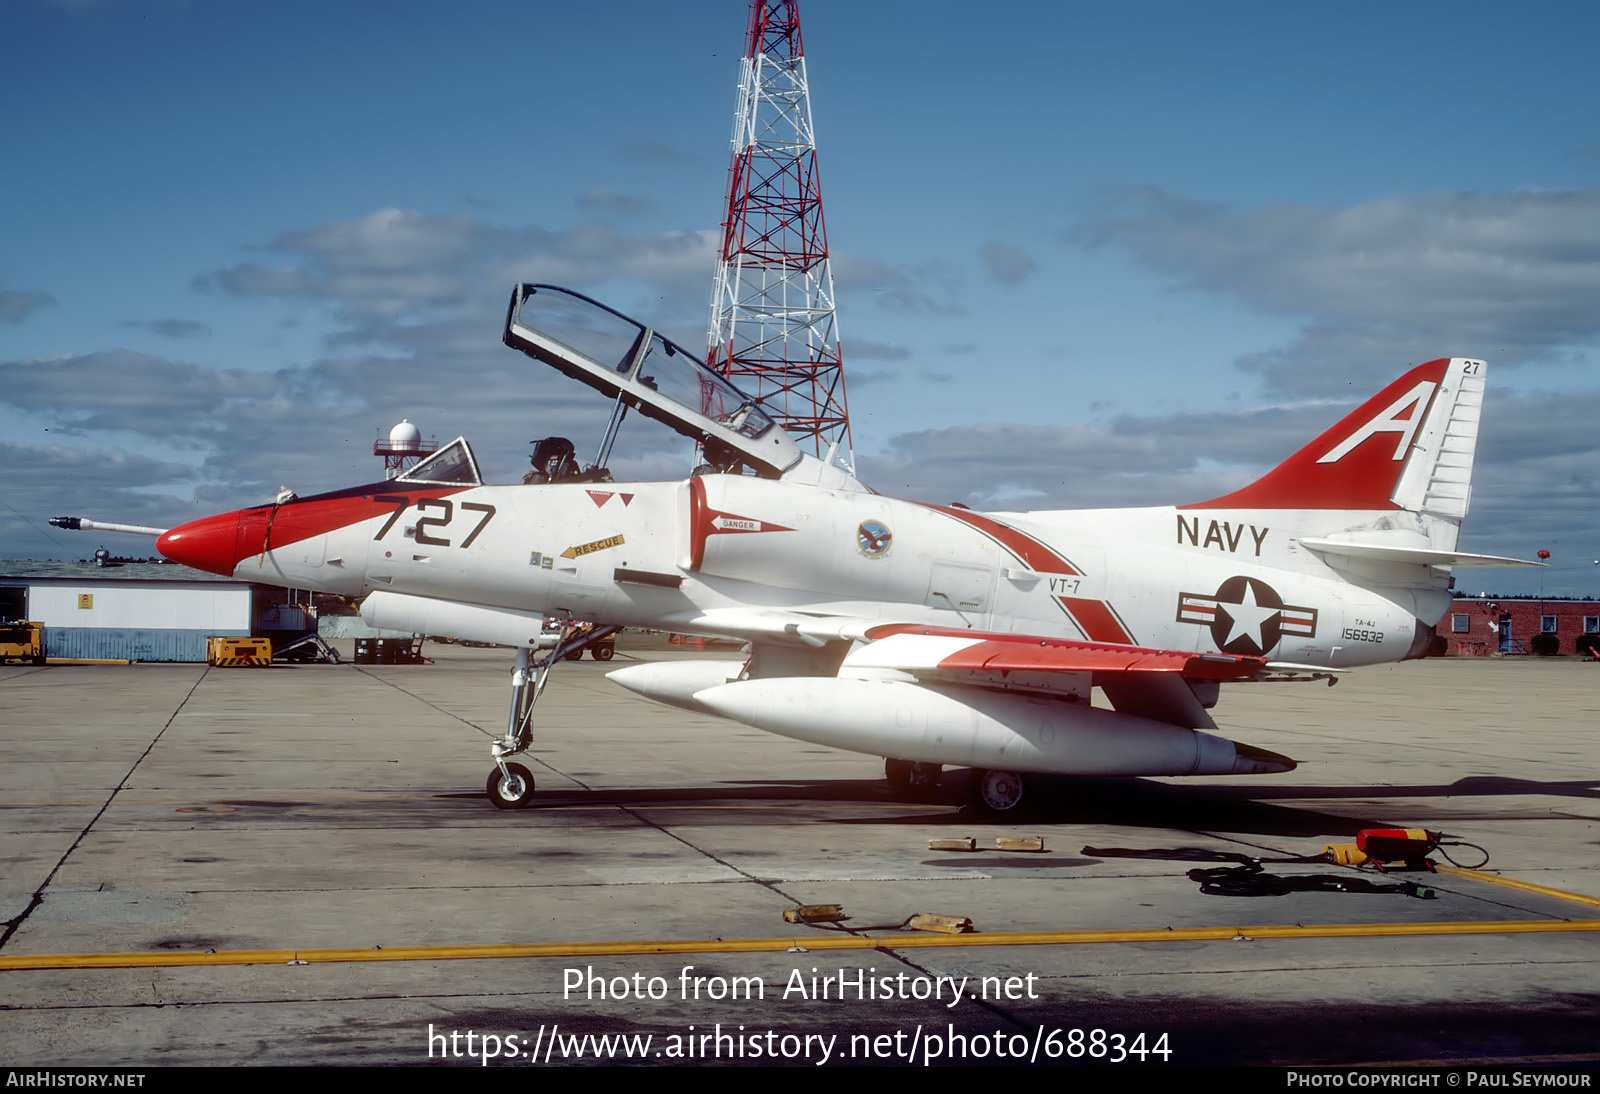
[857,520,892,558]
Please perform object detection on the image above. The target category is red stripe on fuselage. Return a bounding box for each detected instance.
[685,476,794,572]
[158,485,468,577]
[688,477,710,571]
[1057,597,1134,645]
[920,504,1135,643]
[921,504,1081,575]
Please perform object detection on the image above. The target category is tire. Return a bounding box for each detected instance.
[595,644,615,661]
[565,649,583,661]
[885,758,940,791]
[970,769,1028,817]
[487,762,535,809]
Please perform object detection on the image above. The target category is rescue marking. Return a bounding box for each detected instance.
[561,534,626,560]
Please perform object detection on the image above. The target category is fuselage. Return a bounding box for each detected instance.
[157,470,1436,670]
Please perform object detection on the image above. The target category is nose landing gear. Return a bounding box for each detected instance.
[487,623,622,810]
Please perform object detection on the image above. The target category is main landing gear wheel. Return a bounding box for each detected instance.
[487,762,535,810]
[970,768,1028,817]
[885,758,941,792]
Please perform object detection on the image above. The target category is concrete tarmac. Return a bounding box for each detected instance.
[1,642,1596,1067]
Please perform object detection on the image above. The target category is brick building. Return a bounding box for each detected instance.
[1440,596,1600,656]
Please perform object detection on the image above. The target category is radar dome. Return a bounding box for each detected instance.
[389,419,422,451]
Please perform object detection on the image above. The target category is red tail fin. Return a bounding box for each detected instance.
[1182,358,1465,511]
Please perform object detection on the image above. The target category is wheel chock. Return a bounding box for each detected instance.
[908,914,974,935]
[994,836,1047,853]
[928,838,977,852]
[784,904,847,925]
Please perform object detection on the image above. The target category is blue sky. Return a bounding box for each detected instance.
[3,0,1599,594]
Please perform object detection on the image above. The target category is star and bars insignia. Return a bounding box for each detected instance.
[1177,576,1318,657]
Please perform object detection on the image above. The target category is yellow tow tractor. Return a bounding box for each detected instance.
[0,621,45,664]
[561,622,617,661]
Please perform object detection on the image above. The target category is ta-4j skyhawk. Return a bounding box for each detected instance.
[123,284,1534,814]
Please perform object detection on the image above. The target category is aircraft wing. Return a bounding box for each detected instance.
[847,624,1268,680]
[670,608,1287,730]
[671,609,1287,681]
[840,625,1295,732]
[628,613,1307,753]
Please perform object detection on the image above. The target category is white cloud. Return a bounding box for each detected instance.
[202,208,724,333]
[0,350,282,436]
[120,318,211,339]
[846,338,910,361]
[831,252,964,315]
[1078,186,1600,393]
[206,263,315,296]
[858,385,1600,594]
[979,241,1036,286]
[0,441,197,558]
[0,289,58,324]
[577,187,653,215]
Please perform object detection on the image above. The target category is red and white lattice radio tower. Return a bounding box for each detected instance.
[707,0,852,464]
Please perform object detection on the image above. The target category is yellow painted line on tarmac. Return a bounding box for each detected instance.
[1439,867,1600,909]
[3,919,1597,972]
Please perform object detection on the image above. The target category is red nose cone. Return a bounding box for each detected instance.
[157,511,245,577]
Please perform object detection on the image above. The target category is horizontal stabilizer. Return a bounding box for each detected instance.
[1298,538,1542,569]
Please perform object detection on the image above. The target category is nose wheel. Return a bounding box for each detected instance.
[487,762,536,810]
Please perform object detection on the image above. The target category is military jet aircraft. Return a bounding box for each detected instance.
[111,284,1534,814]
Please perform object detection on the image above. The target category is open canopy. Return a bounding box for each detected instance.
[502,284,802,478]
